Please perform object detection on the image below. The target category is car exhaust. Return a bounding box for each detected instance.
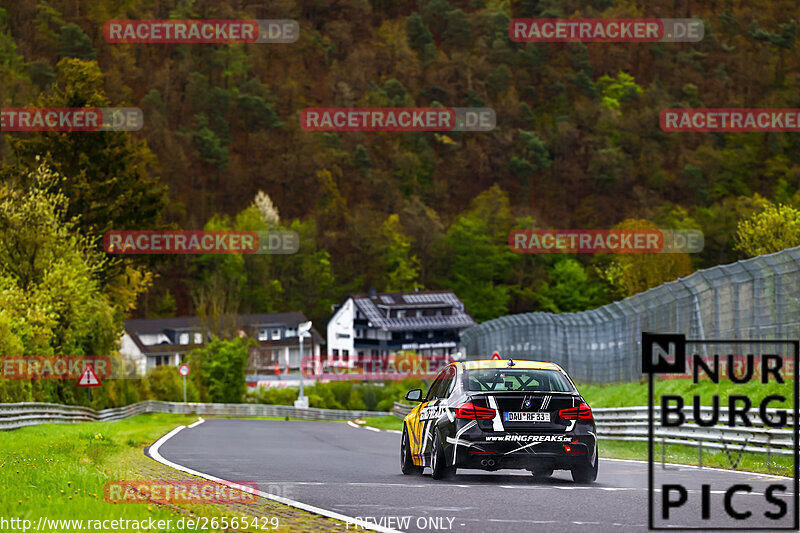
[480,459,488,466]
[486,459,495,467]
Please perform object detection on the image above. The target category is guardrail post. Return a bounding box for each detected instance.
[698,439,702,469]
[766,436,771,470]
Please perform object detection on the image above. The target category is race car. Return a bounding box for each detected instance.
[400,358,598,481]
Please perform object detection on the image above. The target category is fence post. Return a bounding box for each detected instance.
[698,439,702,469]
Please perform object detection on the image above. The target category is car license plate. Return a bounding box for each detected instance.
[504,411,550,422]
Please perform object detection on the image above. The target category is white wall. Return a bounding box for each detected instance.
[327,299,355,365]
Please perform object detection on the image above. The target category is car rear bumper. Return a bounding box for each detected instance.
[450,433,596,470]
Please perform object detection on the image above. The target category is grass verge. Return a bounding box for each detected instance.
[0,413,344,532]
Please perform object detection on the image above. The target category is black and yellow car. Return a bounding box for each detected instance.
[400,358,598,481]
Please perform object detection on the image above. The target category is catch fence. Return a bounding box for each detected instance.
[461,247,800,382]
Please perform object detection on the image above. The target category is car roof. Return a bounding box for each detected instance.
[460,359,564,371]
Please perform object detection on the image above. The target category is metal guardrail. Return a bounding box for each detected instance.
[0,401,388,431]
[391,402,795,458]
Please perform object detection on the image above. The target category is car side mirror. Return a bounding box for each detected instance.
[405,388,423,402]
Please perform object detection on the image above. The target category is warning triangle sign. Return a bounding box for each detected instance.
[490,351,501,360]
[77,364,102,387]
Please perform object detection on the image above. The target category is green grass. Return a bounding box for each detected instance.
[0,414,343,532]
[578,378,794,409]
[359,416,403,431]
[0,414,197,531]
[601,439,794,477]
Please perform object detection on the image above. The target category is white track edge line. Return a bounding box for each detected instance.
[188,417,205,428]
[148,425,401,533]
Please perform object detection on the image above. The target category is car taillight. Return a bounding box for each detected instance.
[455,402,496,420]
[558,402,593,420]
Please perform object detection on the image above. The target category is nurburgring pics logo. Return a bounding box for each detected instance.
[509,229,704,253]
[643,332,799,530]
[103,230,299,255]
[103,20,298,43]
[661,109,800,132]
[509,19,704,42]
[300,108,495,132]
[1,108,142,131]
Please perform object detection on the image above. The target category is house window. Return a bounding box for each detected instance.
[416,310,422,317]
[397,310,406,318]
[271,329,281,340]
[333,349,339,357]
[405,332,413,340]
[258,329,268,341]
[179,333,189,345]
[428,331,434,338]
[193,332,203,344]
[435,310,442,316]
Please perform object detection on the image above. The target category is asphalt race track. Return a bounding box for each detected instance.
[153,419,797,533]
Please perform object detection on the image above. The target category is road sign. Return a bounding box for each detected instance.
[179,364,190,377]
[77,364,102,387]
[491,351,501,360]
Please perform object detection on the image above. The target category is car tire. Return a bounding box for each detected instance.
[430,430,455,480]
[401,425,423,476]
[571,444,598,483]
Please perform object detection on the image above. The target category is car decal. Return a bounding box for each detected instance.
[419,404,447,420]
[540,395,552,410]
[486,434,570,442]
[504,441,543,455]
[521,395,534,409]
[486,396,505,432]
[564,396,576,431]
[450,419,477,463]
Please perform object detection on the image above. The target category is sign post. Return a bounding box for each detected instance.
[295,321,313,409]
[179,364,191,403]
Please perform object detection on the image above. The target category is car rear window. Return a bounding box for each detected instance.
[466,368,574,393]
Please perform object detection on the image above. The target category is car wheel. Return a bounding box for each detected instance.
[571,443,598,483]
[401,425,423,476]
[430,430,455,480]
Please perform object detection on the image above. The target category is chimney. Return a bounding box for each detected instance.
[368,287,377,298]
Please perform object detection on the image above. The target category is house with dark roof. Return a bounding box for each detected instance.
[326,290,476,367]
[120,313,323,375]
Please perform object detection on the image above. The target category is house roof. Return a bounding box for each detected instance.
[124,312,323,351]
[348,290,476,332]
